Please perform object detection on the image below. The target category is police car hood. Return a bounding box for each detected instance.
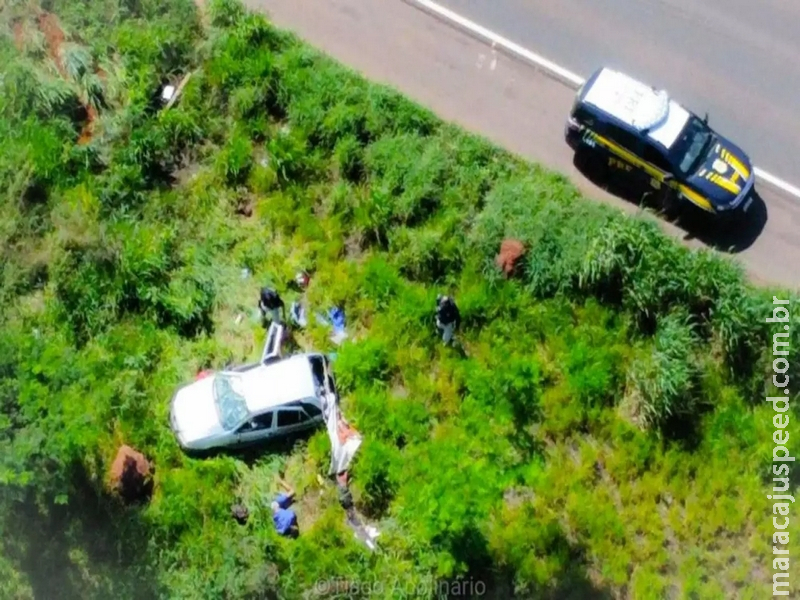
[687,137,753,207]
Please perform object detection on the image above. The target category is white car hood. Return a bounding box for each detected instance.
[171,376,224,443]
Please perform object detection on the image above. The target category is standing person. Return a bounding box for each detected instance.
[270,479,299,538]
[435,294,461,345]
[289,270,310,328]
[259,286,285,325]
[294,270,310,291]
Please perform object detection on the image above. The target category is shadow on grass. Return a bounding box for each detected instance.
[473,534,615,599]
[2,459,160,600]
[185,427,318,467]
[235,428,318,467]
[659,404,708,452]
[574,153,768,254]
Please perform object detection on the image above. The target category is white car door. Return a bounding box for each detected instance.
[233,410,275,445]
[275,407,312,437]
[261,322,284,364]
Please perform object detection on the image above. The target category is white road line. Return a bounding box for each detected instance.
[408,0,800,200]
[409,0,584,87]
[753,167,800,199]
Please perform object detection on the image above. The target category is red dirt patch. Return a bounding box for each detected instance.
[108,445,154,503]
[495,238,526,277]
[37,12,67,76]
[34,10,101,144]
[77,103,98,145]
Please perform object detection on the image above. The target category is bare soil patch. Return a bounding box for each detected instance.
[37,11,67,76]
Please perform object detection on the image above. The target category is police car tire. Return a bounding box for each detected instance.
[660,189,680,217]
[574,147,608,182]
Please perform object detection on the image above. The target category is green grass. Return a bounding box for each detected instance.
[0,0,798,598]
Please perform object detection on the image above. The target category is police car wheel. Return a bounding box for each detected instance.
[660,189,680,218]
[574,147,608,183]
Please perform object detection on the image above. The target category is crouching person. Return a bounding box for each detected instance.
[271,479,299,538]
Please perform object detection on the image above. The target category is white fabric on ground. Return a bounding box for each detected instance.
[325,402,362,475]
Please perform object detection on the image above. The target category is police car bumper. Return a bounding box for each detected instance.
[564,117,582,150]
[715,174,756,218]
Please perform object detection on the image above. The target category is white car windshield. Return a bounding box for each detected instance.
[213,374,249,430]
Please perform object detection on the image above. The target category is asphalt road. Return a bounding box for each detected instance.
[435,0,800,184]
[244,0,800,289]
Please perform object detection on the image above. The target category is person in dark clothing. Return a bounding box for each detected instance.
[259,286,285,325]
[435,294,461,345]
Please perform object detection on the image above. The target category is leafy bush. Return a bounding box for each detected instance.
[331,337,392,395]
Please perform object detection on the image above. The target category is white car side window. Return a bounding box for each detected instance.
[277,409,306,429]
[237,411,273,433]
[301,402,322,419]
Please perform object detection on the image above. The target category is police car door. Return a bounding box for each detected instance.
[640,143,675,193]
[604,125,649,188]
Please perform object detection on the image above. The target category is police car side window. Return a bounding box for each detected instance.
[607,125,639,152]
[642,144,671,171]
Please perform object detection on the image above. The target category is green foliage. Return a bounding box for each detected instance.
[560,302,628,418]
[1,1,796,599]
[215,125,253,185]
[626,310,702,430]
[332,338,392,395]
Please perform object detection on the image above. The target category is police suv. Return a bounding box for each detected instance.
[565,67,755,217]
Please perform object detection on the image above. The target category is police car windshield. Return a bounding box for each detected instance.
[670,116,713,176]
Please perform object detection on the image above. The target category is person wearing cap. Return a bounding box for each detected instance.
[259,286,285,325]
[271,479,299,538]
[435,294,461,345]
[289,271,310,328]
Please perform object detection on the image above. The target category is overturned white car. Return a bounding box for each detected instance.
[169,324,339,454]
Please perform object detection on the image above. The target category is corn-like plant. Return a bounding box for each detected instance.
[626,309,701,430]
[59,42,93,83]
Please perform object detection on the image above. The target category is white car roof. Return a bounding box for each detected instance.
[583,67,690,149]
[232,354,318,413]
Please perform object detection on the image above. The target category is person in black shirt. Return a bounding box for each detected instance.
[259,286,285,325]
[435,294,461,345]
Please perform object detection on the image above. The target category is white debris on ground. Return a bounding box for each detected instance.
[160,84,176,103]
[322,391,381,550]
[325,402,362,476]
